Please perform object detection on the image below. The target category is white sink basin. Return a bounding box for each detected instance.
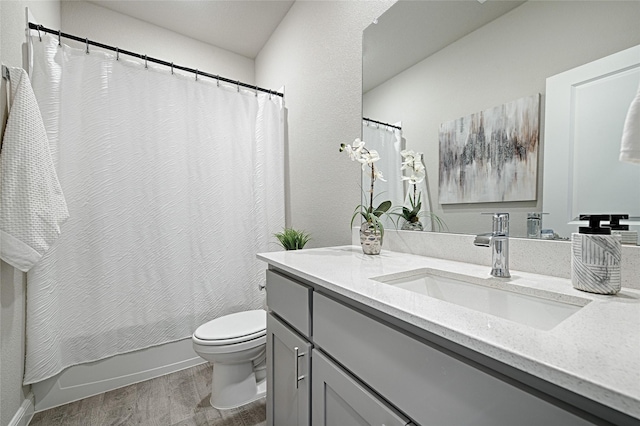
[371,269,590,330]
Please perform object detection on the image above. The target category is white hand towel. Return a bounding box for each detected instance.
[620,84,640,164]
[0,67,69,272]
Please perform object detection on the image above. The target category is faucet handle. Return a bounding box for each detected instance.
[492,213,509,235]
[482,212,509,235]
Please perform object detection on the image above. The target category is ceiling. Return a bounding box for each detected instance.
[88,0,295,59]
[86,0,525,84]
[363,0,526,93]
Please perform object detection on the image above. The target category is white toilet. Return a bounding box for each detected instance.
[192,309,267,410]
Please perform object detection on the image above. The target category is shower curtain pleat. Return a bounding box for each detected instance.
[362,122,404,229]
[24,35,285,385]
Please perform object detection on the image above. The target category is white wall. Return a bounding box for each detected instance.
[255,0,395,248]
[363,1,640,237]
[61,1,255,85]
[1,1,60,424]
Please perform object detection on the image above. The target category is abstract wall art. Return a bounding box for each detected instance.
[438,94,540,204]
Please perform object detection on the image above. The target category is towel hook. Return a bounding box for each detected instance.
[170,62,174,75]
[195,69,198,81]
[2,65,10,82]
[116,47,119,61]
[85,38,89,55]
[37,25,42,42]
[58,30,61,47]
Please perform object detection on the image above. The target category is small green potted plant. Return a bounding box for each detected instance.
[274,228,311,250]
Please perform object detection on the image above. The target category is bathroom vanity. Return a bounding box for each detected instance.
[259,246,640,426]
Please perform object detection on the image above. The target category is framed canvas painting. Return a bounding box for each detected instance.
[439,94,540,204]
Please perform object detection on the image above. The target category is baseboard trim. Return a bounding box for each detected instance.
[33,338,205,412]
[8,392,35,426]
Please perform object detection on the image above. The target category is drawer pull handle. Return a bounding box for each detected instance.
[294,346,305,389]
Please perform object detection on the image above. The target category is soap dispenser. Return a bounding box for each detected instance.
[571,214,622,295]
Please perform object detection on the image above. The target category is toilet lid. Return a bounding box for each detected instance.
[194,309,266,342]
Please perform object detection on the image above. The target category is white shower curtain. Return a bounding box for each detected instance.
[24,35,285,385]
[362,120,403,228]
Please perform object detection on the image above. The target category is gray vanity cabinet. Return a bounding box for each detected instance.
[312,349,412,426]
[266,313,312,426]
[266,270,313,426]
[265,267,603,426]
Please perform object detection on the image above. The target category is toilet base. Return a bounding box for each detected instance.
[210,362,267,410]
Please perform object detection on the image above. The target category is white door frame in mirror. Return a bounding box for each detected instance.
[543,44,640,241]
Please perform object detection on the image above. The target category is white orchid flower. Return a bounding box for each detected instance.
[402,173,425,185]
[353,138,365,152]
[373,167,386,182]
[413,153,426,173]
[400,150,416,171]
[400,152,426,184]
[400,149,415,160]
[341,138,366,161]
[358,149,381,169]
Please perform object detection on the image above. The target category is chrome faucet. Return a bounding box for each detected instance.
[474,213,510,278]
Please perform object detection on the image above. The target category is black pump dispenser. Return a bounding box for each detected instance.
[609,214,630,231]
[578,214,611,235]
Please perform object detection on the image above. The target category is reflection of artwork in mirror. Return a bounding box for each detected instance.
[438,95,539,204]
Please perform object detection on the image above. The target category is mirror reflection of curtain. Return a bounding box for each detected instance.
[362,120,403,228]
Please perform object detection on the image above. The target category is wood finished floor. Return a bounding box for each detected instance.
[30,364,266,426]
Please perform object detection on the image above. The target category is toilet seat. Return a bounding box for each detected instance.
[194,309,266,346]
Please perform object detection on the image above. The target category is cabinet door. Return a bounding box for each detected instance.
[312,349,411,426]
[267,313,312,426]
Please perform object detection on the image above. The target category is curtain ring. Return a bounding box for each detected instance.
[116,47,119,61]
[144,54,148,69]
[195,69,198,81]
[216,75,220,87]
[255,85,258,97]
[171,62,174,75]
[37,25,42,42]
[268,90,272,100]
[85,38,89,55]
[236,80,240,92]
[58,30,61,46]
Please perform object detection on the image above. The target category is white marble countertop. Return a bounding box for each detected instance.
[257,246,640,420]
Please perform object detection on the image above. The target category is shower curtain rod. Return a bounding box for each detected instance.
[28,23,284,98]
[363,117,401,130]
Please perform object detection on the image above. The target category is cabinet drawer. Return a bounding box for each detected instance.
[312,349,411,426]
[266,270,312,338]
[313,293,592,426]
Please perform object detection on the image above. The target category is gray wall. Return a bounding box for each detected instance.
[256,0,395,248]
[363,1,640,237]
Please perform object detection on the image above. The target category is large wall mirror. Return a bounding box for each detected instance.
[362,0,640,240]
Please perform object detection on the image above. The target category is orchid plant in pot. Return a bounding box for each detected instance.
[396,150,447,232]
[339,139,391,255]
